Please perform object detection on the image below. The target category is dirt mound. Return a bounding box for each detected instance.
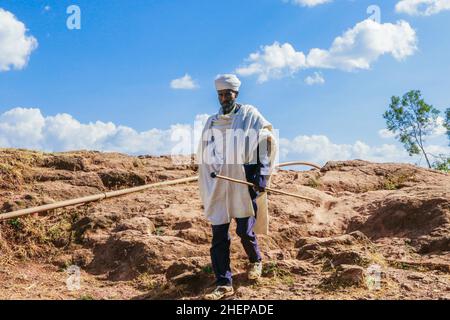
[97,170,147,189]
[43,155,87,172]
[320,160,444,193]
[0,148,449,300]
[88,231,205,281]
[351,193,449,238]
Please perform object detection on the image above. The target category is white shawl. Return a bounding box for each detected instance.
[197,105,277,235]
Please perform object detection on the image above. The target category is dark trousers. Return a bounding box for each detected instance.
[210,195,262,286]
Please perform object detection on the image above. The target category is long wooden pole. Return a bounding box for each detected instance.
[0,176,198,221]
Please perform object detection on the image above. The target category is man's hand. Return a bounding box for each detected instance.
[253,183,265,192]
[253,175,268,192]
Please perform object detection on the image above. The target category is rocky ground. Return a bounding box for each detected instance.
[0,148,449,300]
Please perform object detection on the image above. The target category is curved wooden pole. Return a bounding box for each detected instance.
[276,161,321,170]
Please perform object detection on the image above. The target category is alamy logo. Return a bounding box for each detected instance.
[367,5,381,23]
[366,264,382,290]
[67,5,81,30]
[66,265,81,291]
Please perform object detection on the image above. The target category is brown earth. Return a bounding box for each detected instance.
[0,148,449,300]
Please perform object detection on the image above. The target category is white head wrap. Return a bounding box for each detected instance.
[215,74,241,92]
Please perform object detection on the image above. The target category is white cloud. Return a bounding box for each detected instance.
[235,42,307,83]
[0,8,38,72]
[396,0,450,16]
[1,108,448,166]
[432,116,447,137]
[306,19,417,71]
[287,0,333,7]
[379,116,447,139]
[0,107,209,156]
[0,108,45,149]
[279,134,449,165]
[170,74,198,90]
[305,72,325,85]
[378,128,397,139]
[44,5,51,12]
[236,19,417,82]
[426,144,450,157]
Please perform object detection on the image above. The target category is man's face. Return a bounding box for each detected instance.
[218,89,239,113]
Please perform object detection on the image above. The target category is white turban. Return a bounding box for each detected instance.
[215,74,241,92]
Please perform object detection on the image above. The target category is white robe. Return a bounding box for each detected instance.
[197,104,277,234]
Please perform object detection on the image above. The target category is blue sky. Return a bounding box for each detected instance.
[0,0,449,165]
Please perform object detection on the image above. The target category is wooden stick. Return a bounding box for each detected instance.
[0,176,199,221]
[210,173,318,203]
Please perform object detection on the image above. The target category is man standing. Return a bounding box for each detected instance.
[197,74,277,300]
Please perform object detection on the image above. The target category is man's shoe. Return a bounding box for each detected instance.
[204,286,234,300]
[248,262,263,280]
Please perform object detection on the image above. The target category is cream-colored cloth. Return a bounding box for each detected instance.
[253,127,277,235]
[197,105,277,234]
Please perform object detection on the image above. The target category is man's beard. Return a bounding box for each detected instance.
[221,100,236,114]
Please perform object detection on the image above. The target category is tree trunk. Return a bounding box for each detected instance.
[416,125,432,168]
[419,144,432,168]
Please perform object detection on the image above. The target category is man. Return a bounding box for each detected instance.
[197,74,277,300]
